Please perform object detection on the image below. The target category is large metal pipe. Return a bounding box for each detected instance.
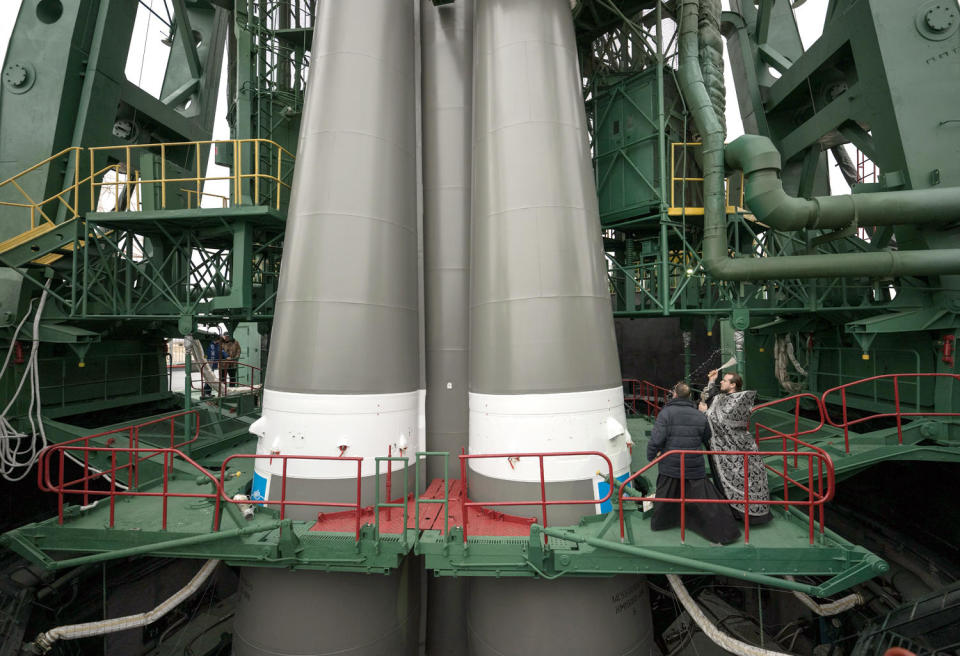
[421,1,474,653]
[467,1,651,653]
[677,0,960,282]
[726,135,960,231]
[235,1,420,654]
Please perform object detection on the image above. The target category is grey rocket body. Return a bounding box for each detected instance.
[466,1,647,653]
[249,0,420,506]
[234,0,646,652]
[237,1,420,654]
[421,2,474,655]
[467,0,631,518]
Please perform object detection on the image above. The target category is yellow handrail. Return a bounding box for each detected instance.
[1,139,295,239]
[669,141,744,216]
[87,138,295,211]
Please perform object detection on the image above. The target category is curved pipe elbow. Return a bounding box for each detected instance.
[726,135,960,230]
[725,135,817,231]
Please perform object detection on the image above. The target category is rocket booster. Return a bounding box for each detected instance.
[468,0,632,519]
[250,0,420,507]
[234,2,420,655]
[466,1,652,654]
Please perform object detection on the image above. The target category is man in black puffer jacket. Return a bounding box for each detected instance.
[646,382,740,544]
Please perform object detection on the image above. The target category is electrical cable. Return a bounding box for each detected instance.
[0,280,51,482]
[27,559,220,653]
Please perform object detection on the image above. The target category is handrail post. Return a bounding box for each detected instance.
[280,457,288,521]
[160,145,167,207]
[83,443,90,507]
[893,375,903,444]
[254,140,260,203]
[58,450,65,524]
[89,149,95,211]
[374,457,382,539]
[807,454,815,544]
[195,144,201,206]
[780,426,790,508]
[841,388,850,453]
[443,454,450,536]
[743,454,750,544]
[818,456,825,536]
[539,455,548,545]
[162,450,170,530]
[214,464,223,531]
[679,456,686,543]
[130,427,136,489]
[109,450,117,528]
[386,445,393,520]
[618,469,628,543]
[460,454,468,544]
[354,459,362,543]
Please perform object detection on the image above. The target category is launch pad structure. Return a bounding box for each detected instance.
[1,0,960,654]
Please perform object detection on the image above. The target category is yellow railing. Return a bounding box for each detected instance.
[88,138,295,211]
[669,141,744,216]
[0,139,294,232]
[0,146,83,229]
[183,189,229,209]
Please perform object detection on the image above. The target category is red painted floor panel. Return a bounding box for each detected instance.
[308,478,535,536]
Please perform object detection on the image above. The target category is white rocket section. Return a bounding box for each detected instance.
[467,387,631,482]
[250,389,419,481]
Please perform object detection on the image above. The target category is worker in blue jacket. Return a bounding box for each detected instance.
[202,335,224,397]
[646,381,740,544]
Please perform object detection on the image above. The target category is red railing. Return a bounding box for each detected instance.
[458,451,614,544]
[623,379,671,418]
[618,445,834,544]
[218,454,363,535]
[750,393,833,535]
[820,373,960,452]
[752,392,825,463]
[36,410,201,504]
[38,443,368,539]
[39,445,220,531]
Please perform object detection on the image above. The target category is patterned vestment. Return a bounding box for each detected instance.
[703,382,770,516]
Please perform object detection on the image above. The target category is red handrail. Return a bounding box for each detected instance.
[218,454,364,537]
[751,392,825,467]
[38,445,220,531]
[618,444,834,544]
[820,373,960,452]
[38,444,370,540]
[36,410,201,503]
[623,379,671,418]
[458,451,615,544]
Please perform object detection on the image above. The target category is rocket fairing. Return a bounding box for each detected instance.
[467,0,631,518]
[234,1,420,654]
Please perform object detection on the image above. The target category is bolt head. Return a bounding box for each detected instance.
[926,4,957,31]
[3,64,28,87]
